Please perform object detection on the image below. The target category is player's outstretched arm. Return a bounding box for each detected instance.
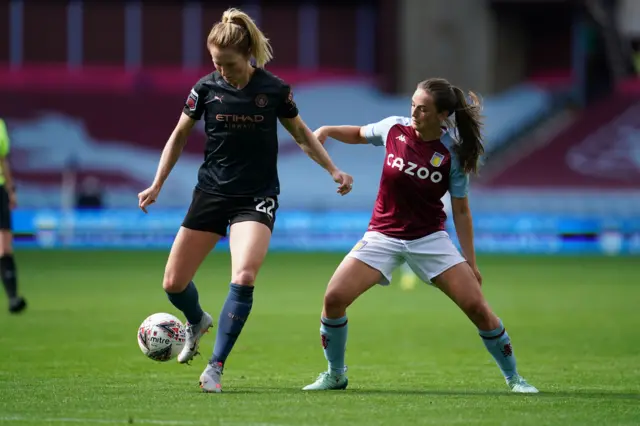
[313,125,368,145]
[138,113,196,213]
[451,195,482,285]
[279,115,354,196]
[152,113,197,188]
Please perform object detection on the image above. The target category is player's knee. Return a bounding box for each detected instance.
[0,231,13,256]
[232,269,257,286]
[162,271,189,293]
[323,288,350,313]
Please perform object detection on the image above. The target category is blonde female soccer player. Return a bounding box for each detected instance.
[138,8,353,393]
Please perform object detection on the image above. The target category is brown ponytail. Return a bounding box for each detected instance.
[418,78,485,174]
[450,87,484,175]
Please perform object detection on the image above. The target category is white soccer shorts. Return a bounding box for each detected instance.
[346,231,466,285]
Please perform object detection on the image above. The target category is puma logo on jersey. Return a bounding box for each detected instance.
[386,153,443,183]
[206,95,223,104]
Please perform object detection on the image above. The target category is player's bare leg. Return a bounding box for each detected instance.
[164,227,219,364]
[434,263,538,393]
[303,257,381,391]
[200,221,271,393]
[0,230,25,314]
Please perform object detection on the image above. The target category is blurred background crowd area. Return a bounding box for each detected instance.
[0,0,638,255]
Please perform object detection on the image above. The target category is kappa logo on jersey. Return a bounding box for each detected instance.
[387,153,443,183]
[255,94,268,108]
[396,134,407,143]
[430,152,445,167]
[186,89,198,111]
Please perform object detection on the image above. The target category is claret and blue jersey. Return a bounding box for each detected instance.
[361,116,469,240]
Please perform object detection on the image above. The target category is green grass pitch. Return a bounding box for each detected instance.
[1,251,638,425]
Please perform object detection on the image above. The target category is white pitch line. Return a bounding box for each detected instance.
[0,415,204,425]
[0,416,291,426]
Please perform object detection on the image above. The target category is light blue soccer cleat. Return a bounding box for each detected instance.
[302,369,349,391]
[507,375,539,393]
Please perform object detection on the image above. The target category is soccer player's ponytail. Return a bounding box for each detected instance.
[451,86,484,175]
[418,78,485,175]
[207,8,274,68]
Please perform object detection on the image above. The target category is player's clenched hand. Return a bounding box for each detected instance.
[138,185,161,213]
[331,170,354,196]
[313,127,329,145]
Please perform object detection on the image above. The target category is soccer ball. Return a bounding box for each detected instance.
[137,313,186,362]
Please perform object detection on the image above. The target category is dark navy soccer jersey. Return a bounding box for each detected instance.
[182,68,299,197]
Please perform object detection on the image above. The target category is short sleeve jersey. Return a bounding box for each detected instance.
[361,116,469,239]
[182,68,299,197]
[0,119,10,185]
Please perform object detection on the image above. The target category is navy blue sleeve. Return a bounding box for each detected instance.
[277,84,299,119]
[182,83,206,120]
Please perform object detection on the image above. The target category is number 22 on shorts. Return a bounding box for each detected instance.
[254,197,276,218]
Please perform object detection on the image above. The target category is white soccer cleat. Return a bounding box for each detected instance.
[507,375,539,393]
[177,312,213,364]
[199,362,223,393]
[302,368,349,391]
